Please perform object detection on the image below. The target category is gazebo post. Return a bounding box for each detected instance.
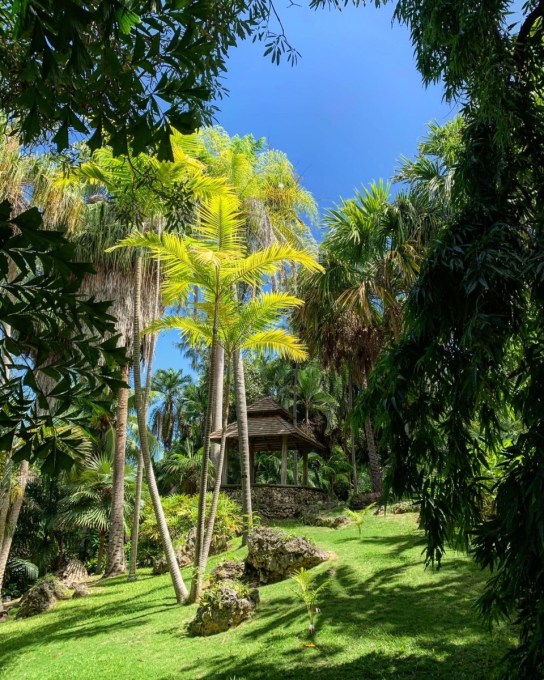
[302,448,309,486]
[280,434,288,486]
[293,448,299,486]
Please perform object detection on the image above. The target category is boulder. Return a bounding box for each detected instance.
[72,584,89,598]
[59,559,88,587]
[301,509,350,529]
[188,582,259,637]
[210,559,246,583]
[16,577,71,619]
[245,527,327,584]
[151,557,169,575]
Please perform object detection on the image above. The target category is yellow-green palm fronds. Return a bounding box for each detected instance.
[240,329,307,362]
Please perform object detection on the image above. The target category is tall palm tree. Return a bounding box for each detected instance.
[116,192,322,601]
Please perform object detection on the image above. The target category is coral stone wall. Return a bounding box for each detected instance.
[222,484,327,519]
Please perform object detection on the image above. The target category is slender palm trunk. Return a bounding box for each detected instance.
[211,345,224,469]
[201,356,232,565]
[234,349,253,544]
[0,461,12,556]
[0,460,29,609]
[189,276,220,603]
[133,254,188,603]
[95,530,106,574]
[104,363,130,577]
[128,256,160,583]
[348,372,358,490]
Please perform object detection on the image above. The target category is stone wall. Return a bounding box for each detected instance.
[222,484,328,519]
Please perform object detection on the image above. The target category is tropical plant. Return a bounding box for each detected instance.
[150,369,192,451]
[57,448,136,574]
[345,503,376,540]
[289,566,330,636]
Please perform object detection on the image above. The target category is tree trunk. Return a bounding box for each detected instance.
[189,277,220,604]
[364,418,382,495]
[348,371,358,490]
[0,463,12,556]
[133,253,188,603]
[0,460,30,609]
[104,363,130,578]
[292,363,299,485]
[211,345,224,469]
[233,348,253,544]
[201,357,231,566]
[361,367,381,494]
[95,531,106,575]
[128,327,158,583]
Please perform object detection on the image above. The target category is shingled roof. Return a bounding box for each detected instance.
[210,396,325,451]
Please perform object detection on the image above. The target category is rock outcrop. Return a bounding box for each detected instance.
[210,559,246,584]
[188,582,259,636]
[16,577,71,619]
[245,527,327,584]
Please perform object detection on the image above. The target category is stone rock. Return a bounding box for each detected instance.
[245,527,327,584]
[301,507,350,529]
[188,582,259,637]
[59,559,88,587]
[16,577,71,619]
[210,559,246,583]
[72,584,89,598]
[152,557,169,575]
[222,485,328,520]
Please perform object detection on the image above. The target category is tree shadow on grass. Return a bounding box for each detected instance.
[0,581,181,673]
[178,559,513,680]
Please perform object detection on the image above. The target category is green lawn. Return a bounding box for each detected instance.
[0,514,514,680]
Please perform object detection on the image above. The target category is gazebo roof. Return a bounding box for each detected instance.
[210,396,325,451]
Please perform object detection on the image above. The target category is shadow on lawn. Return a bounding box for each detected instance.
[177,542,512,680]
[0,580,178,672]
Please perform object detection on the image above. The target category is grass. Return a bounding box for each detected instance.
[0,513,514,680]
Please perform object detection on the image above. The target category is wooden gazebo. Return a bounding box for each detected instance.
[209,397,325,487]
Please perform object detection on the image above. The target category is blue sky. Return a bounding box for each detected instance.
[153,2,457,374]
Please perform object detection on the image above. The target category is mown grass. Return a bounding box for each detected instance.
[0,513,514,680]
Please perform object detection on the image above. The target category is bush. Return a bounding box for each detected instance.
[138,492,242,565]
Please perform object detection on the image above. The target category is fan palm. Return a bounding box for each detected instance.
[57,447,136,574]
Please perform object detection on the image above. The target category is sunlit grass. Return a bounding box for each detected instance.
[0,514,514,680]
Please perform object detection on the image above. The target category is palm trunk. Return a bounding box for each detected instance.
[348,372,358,490]
[104,363,130,577]
[361,368,381,494]
[211,345,224,469]
[292,363,299,485]
[95,530,106,574]
[0,460,30,609]
[0,461,12,555]
[128,315,159,582]
[133,253,188,603]
[364,419,382,494]
[201,356,232,565]
[234,349,253,544]
[189,275,220,603]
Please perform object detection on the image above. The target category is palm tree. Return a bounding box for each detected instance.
[296,363,338,429]
[150,369,192,451]
[201,128,318,536]
[116,192,322,601]
[58,447,135,574]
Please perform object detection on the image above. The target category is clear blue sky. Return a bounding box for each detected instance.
[153,2,456,374]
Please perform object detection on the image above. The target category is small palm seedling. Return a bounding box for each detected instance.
[290,567,329,637]
[345,503,376,539]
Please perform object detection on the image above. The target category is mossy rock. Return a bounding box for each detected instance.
[245,527,327,584]
[188,581,258,636]
[16,576,71,619]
